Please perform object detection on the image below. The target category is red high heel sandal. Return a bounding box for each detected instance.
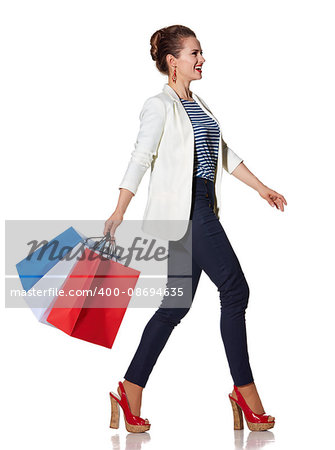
[228,385,275,431]
[109,381,151,433]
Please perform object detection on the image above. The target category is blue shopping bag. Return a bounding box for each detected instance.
[16,226,84,291]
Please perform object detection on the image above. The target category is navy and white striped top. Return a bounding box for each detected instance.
[180,98,220,181]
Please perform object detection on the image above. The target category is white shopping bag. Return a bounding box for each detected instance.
[26,241,85,326]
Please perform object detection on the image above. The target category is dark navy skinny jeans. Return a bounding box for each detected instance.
[124,176,254,387]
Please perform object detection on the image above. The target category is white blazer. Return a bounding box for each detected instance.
[119,83,243,241]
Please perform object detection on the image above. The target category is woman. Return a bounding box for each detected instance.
[104,25,287,433]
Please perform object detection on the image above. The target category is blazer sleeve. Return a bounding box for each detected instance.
[118,96,166,195]
[222,138,244,174]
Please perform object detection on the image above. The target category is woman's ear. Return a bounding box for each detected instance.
[166,54,176,70]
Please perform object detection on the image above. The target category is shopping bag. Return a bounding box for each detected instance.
[16,226,84,291]
[46,235,140,348]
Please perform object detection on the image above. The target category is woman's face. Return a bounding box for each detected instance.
[169,36,205,82]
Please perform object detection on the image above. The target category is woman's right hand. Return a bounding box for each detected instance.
[103,211,124,240]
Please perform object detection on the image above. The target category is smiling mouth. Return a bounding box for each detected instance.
[195,66,202,72]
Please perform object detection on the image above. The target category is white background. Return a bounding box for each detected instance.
[1,1,335,449]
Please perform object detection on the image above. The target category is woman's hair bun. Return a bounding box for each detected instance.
[150,29,164,61]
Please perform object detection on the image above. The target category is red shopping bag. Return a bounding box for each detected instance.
[46,242,140,348]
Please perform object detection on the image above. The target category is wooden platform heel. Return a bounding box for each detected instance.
[229,395,244,430]
[109,393,120,429]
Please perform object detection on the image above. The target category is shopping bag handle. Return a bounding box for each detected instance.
[82,233,119,260]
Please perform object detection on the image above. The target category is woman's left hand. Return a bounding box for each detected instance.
[257,185,287,211]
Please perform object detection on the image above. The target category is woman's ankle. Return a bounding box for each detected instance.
[121,380,143,416]
[123,379,144,391]
[236,381,255,388]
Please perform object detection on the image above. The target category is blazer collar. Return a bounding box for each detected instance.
[163,82,219,124]
[163,83,199,103]
[163,83,181,102]
[163,83,208,110]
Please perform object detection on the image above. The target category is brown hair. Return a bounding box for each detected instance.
[150,25,197,75]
